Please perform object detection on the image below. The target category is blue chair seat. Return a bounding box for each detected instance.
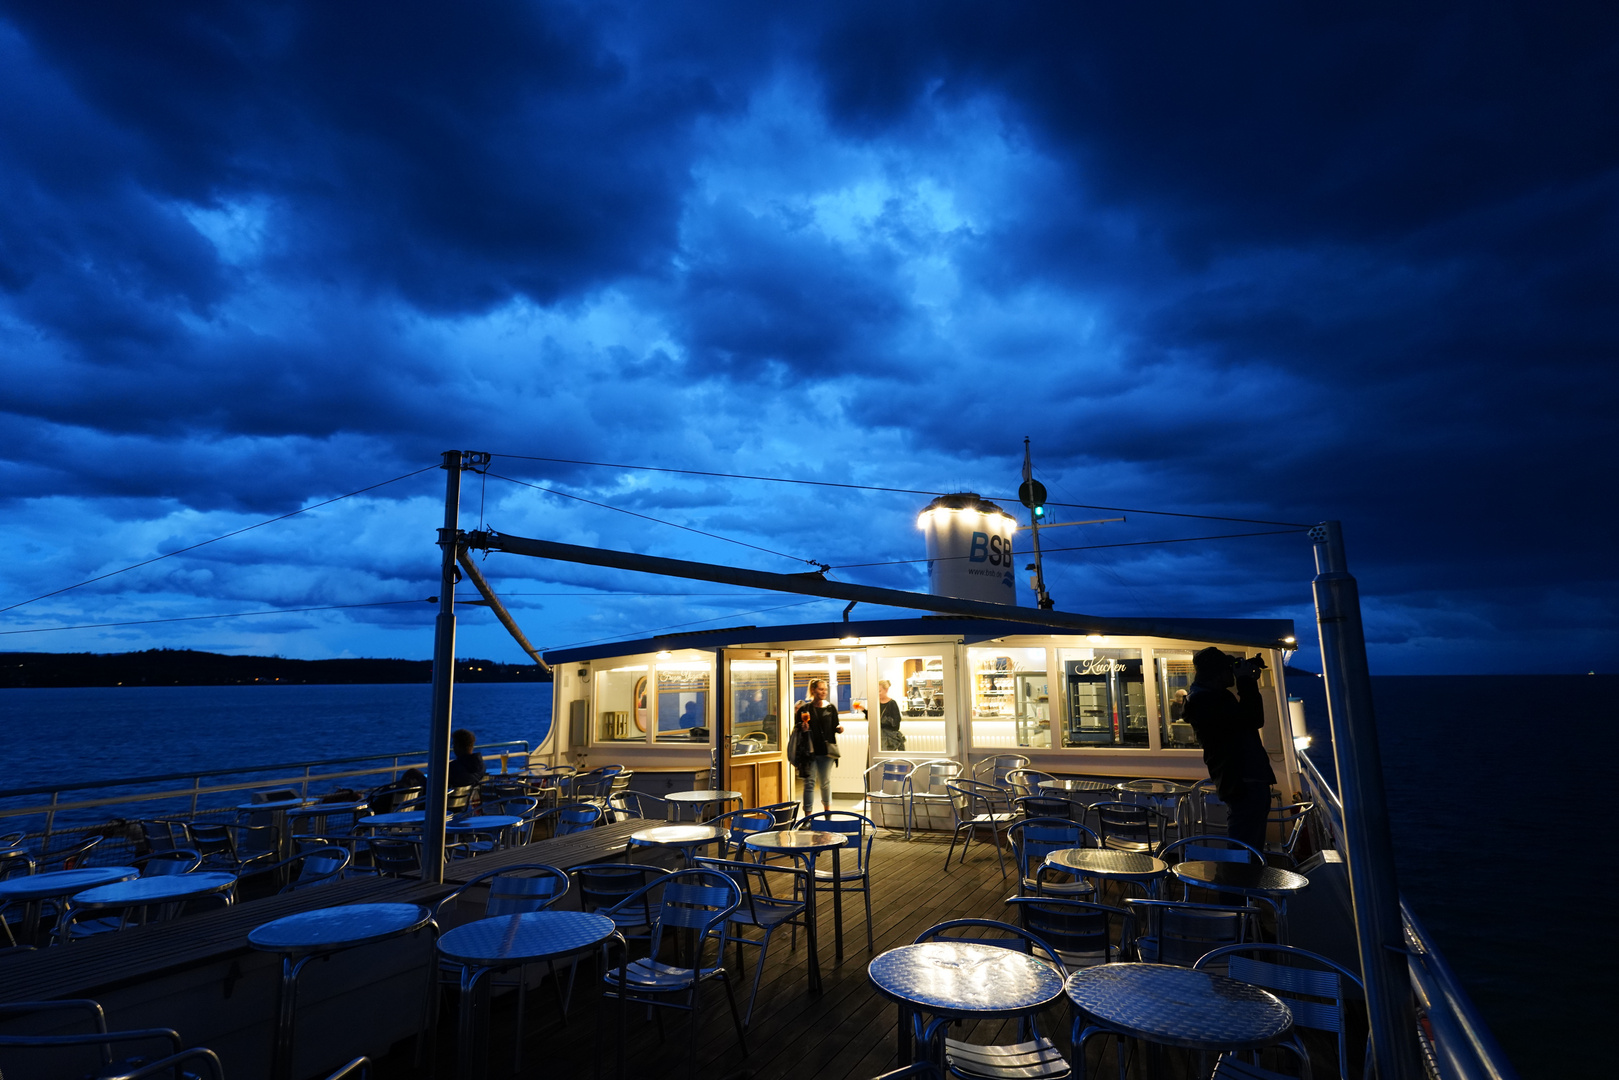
[608,956,723,992]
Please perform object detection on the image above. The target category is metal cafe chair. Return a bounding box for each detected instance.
[1091,801,1170,855]
[262,846,352,894]
[863,759,918,838]
[608,790,669,823]
[1003,895,1134,971]
[909,919,1071,1080]
[798,810,878,953]
[1265,802,1316,866]
[693,855,811,1026]
[970,755,1030,811]
[364,837,422,878]
[945,781,1017,878]
[573,862,671,953]
[1006,818,1099,899]
[1014,794,1076,821]
[533,803,602,838]
[710,807,777,860]
[188,822,280,874]
[910,759,964,834]
[1123,898,1258,969]
[1196,943,1368,1080]
[598,867,748,1080]
[432,863,571,1071]
[1157,835,1266,901]
[0,999,186,1079]
[37,833,103,872]
[1004,767,1057,799]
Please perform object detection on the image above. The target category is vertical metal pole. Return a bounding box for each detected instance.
[1311,521,1421,1080]
[424,450,463,885]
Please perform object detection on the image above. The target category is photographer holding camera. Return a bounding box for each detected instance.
[1184,647,1275,850]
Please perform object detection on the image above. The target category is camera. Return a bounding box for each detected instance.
[1234,654,1267,679]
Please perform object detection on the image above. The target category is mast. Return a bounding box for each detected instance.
[1310,520,1421,1080]
[424,450,476,885]
[1018,438,1053,610]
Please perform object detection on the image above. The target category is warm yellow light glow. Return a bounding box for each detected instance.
[1086,634,1106,644]
[1293,735,1313,752]
[655,651,672,660]
[1283,636,1297,644]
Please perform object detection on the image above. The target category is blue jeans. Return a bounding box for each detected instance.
[802,754,834,814]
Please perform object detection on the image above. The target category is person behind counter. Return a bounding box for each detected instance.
[447,728,487,789]
[1183,647,1274,850]
[793,679,842,815]
[877,679,905,751]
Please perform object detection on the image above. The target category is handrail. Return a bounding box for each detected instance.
[1297,750,1519,1080]
[0,741,532,801]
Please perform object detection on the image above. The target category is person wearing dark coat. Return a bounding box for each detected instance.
[447,728,487,790]
[794,679,843,815]
[1183,647,1275,851]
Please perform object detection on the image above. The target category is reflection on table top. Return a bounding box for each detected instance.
[1116,780,1193,796]
[446,815,524,831]
[1065,963,1293,1050]
[1038,779,1117,793]
[0,866,141,901]
[71,872,238,906]
[869,942,1065,1016]
[628,825,727,845]
[248,902,433,952]
[357,811,435,827]
[1044,849,1167,877]
[666,789,743,803]
[744,830,843,852]
[438,910,616,966]
[1171,861,1310,895]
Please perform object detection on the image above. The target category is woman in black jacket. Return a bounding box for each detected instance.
[795,679,843,815]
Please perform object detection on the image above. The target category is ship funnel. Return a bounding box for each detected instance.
[917,493,1019,605]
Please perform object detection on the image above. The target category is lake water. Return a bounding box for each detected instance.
[5,675,1611,1079]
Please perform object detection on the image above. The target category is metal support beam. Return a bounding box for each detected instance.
[1311,520,1422,1080]
[463,528,1294,648]
[424,452,465,885]
[456,546,551,674]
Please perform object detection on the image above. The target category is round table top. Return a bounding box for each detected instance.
[358,811,432,827]
[446,815,524,832]
[1038,779,1116,793]
[745,830,843,853]
[438,910,616,967]
[629,824,727,846]
[869,942,1065,1017]
[0,866,141,901]
[237,798,309,812]
[1045,848,1167,879]
[1065,963,1293,1051]
[1116,780,1193,796]
[72,871,237,907]
[1172,861,1310,896]
[666,789,743,803]
[292,801,369,815]
[249,902,433,953]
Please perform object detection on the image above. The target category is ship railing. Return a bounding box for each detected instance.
[1297,750,1519,1080]
[0,740,531,853]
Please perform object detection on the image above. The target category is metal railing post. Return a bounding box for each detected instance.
[1310,521,1422,1080]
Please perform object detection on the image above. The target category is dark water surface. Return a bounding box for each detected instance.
[6,676,1609,1078]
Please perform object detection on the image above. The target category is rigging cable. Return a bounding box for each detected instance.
[0,464,441,615]
[830,528,1307,569]
[486,471,824,570]
[491,452,1308,528]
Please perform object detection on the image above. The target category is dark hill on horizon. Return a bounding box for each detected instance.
[0,649,549,689]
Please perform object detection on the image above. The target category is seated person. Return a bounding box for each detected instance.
[447,728,487,789]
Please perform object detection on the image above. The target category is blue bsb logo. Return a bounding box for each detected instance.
[968,531,1012,567]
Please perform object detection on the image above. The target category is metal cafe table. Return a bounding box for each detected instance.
[248,902,436,1080]
[868,941,1066,1067]
[1067,962,1293,1072]
[664,788,744,821]
[741,829,847,980]
[446,814,526,848]
[627,824,728,867]
[0,865,140,945]
[1044,848,1167,899]
[437,910,621,1080]
[1170,860,1310,943]
[1115,779,1197,830]
[67,871,237,930]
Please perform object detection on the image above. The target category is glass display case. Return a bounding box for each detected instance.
[1060,648,1146,748]
[969,647,1050,748]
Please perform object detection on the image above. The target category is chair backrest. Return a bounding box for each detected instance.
[1267,802,1315,859]
[693,856,807,927]
[712,808,776,853]
[279,847,352,893]
[1157,835,1264,866]
[487,796,540,819]
[42,834,102,871]
[546,803,602,835]
[0,846,36,881]
[1014,795,1074,821]
[1092,801,1165,851]
[612,791,669,821]
[912,759,962,796]
[971,755,1031,790]
[1004,768,1057,797]
[1004,896,1133,969]
[139,821,191,854]
[798,811,875,872]
[185,823,234,859]
[1124,898,1256,967]
[912,918,1067,976]
[446,786,475,814]
[481,865,570,915]
[1197,944,1365,1080]
[139,849,202,877]
[946,780,1006,823]
[759,801,800,828]
[864,759,916,796]
[1007,818,1099,880]
[366,838,420,877]
[573,863,670,925]
[641,868,741,970]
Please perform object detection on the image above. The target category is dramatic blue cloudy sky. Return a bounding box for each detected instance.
[1,3,1613,674]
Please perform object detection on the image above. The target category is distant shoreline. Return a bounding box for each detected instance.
[0,648,550,689]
